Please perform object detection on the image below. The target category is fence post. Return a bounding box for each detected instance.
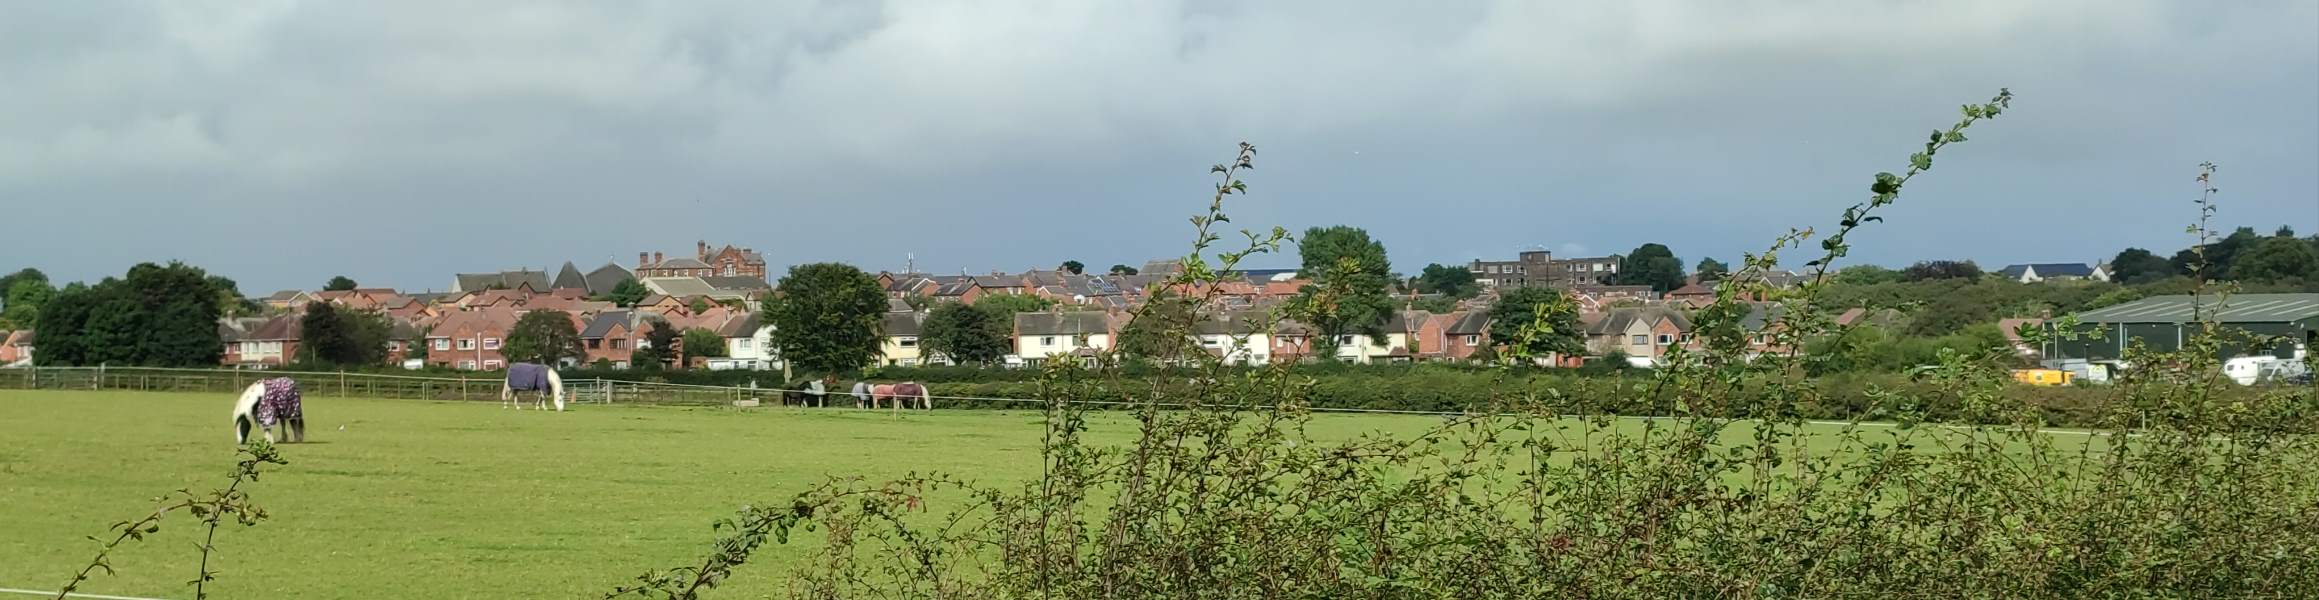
[461,376,469,401]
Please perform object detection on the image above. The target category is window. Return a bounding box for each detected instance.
[898,337,918,348]
[615,361,629,369]
[588,339,602,349]
[483,360,503,369]
[736,339,752,351]
[1631,334,1648,345]
[1338,335,1354,346]
[612,338,628,349]
[1202,338,1221,347]
[483,338,500,350]
[1657,334,1672,345]
[241,342,258,354]
[1464,334,1480,346]
[460,360,478,370]
[457,339,475,350]
[1041,336,1056,346]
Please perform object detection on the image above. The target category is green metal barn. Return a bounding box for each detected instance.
[2048,293,2319,361]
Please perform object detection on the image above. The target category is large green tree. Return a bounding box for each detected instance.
[1833,265,1904,286]
[1695,257,1729,283]
[503,309,585,367]
[1117,291,1199,361]
[763,263,888,375]
[2105,248,2173,284]
[2,276,56,329]
[324,276,358,291]
[1109,264,1139,276]
[681,327,728,366]
[1614,243,1685,291]
[1059,260,1085,275]
[921,302,1011,365]
[297,302,391,366]
[1414,263,1480,299]
[1902,260,1982,282]
[1486,286,1583,359]
[35,262,230,367]
[606,278,650,307]
[1292,226,1393,359]
[2231,236,2319,284]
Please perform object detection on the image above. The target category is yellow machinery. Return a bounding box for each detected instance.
[2011,369,2075,386]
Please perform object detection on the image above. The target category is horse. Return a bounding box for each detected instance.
[875,382,931,411]
[233,377,305,444]
[501,362,566,411]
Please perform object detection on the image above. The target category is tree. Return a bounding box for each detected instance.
[681,327,728,366]
[901,293,931,311]
[1408,296,1458,314]
[503,310,585,367]
[0,268,44,302]
[606,278,650,307]
[35,262,228,367]
[298,302,390,366]
[1902,260,1982,282]
[921,302,1011,365]
[2105,248,2174,284]
[1833,265,1904,286]
[324,276,358,291]
[2230,236,2319,284]
[641,319,680,369]
[1414,263,1480,299]
[1118,292,1198,361]
[1109,264,1139,276]
[689,296,713,314]
[974,293,1053,315]
[1695,257,1729,283]
[1060,260,1085,275]
[1292,226,1394,359]
[1486,287,1583,360]
[763,263,888,375]
[2,277,56,329]
[1614,243,1685,292]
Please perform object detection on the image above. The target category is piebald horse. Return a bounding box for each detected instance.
[232,377,305,444]
[501,362,567,411]
[872,381,932,411]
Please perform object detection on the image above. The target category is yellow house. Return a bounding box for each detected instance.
[880,311,929,366]
[1013,311,1117,365]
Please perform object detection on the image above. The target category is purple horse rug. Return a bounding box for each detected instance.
[507,363,552,392]
[256,377,303,427]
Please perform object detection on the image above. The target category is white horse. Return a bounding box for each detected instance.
[232,377,305,444]
[500,363,567,411]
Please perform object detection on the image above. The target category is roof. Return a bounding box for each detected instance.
[716,313,763,337]
[888,298,916,313]
[455,270,550,292]
[246,315,302,341]
[2075,293,2319,324]
[585,263,633,295]
[1444,311,1491,334]
[641,277,749,301]
[1018,311,1115,336]
[580,310,634,338]
[649,257,712,269]
[975,275,1026,289]
[2000,263,2096,278]
[552,262,589,291]
[884,311,926,337]
[1584,307,1693,335]
[701,276,772,292]
[264,290,305,302]
[1666,282,1714,297]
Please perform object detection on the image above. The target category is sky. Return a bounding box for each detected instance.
[2,0,2315,294]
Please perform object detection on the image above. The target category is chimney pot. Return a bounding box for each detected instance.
[639,252,649,267]
[654,252,664,265]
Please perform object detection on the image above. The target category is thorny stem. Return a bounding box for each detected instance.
[55,442,286,600]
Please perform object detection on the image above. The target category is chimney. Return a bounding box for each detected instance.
[653,252,664,265]
[638,252,649,268]
[698,240,709,259]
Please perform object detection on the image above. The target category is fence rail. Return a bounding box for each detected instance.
[0,366,786,407]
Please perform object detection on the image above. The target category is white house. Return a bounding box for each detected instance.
[1014,311,1116,365]
[1194,312,1273,365]
[707,313,780,371]
[1997,263,2108,284]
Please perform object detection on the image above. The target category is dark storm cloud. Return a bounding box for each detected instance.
[1,0,2313,292]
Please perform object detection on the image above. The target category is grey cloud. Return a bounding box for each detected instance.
[1,0,2312,292]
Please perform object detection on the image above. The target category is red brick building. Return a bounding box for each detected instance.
[637,241,767,280]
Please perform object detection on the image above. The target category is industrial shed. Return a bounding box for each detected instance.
[2048,293,2319,361]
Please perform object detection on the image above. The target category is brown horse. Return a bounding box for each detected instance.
[870,382,931,411]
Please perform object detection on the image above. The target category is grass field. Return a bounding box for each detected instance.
[0,389,2015,599]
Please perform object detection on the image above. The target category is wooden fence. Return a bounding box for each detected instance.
[0,366,784,407]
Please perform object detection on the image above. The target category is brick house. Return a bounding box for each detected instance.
[1412,311,1491,361]
[424,309,520,370]
[636,241,768,280]
[1583,307,1693,365]
[0,329,33,365]
[223,315,301,368]
[579,310,646,368]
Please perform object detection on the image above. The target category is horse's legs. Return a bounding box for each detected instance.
[289,418,305,443]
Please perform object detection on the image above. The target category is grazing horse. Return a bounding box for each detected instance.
[893,381,931,411]
[501,363,566,411]
[233,377,305,444]
[874,382,931,411]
